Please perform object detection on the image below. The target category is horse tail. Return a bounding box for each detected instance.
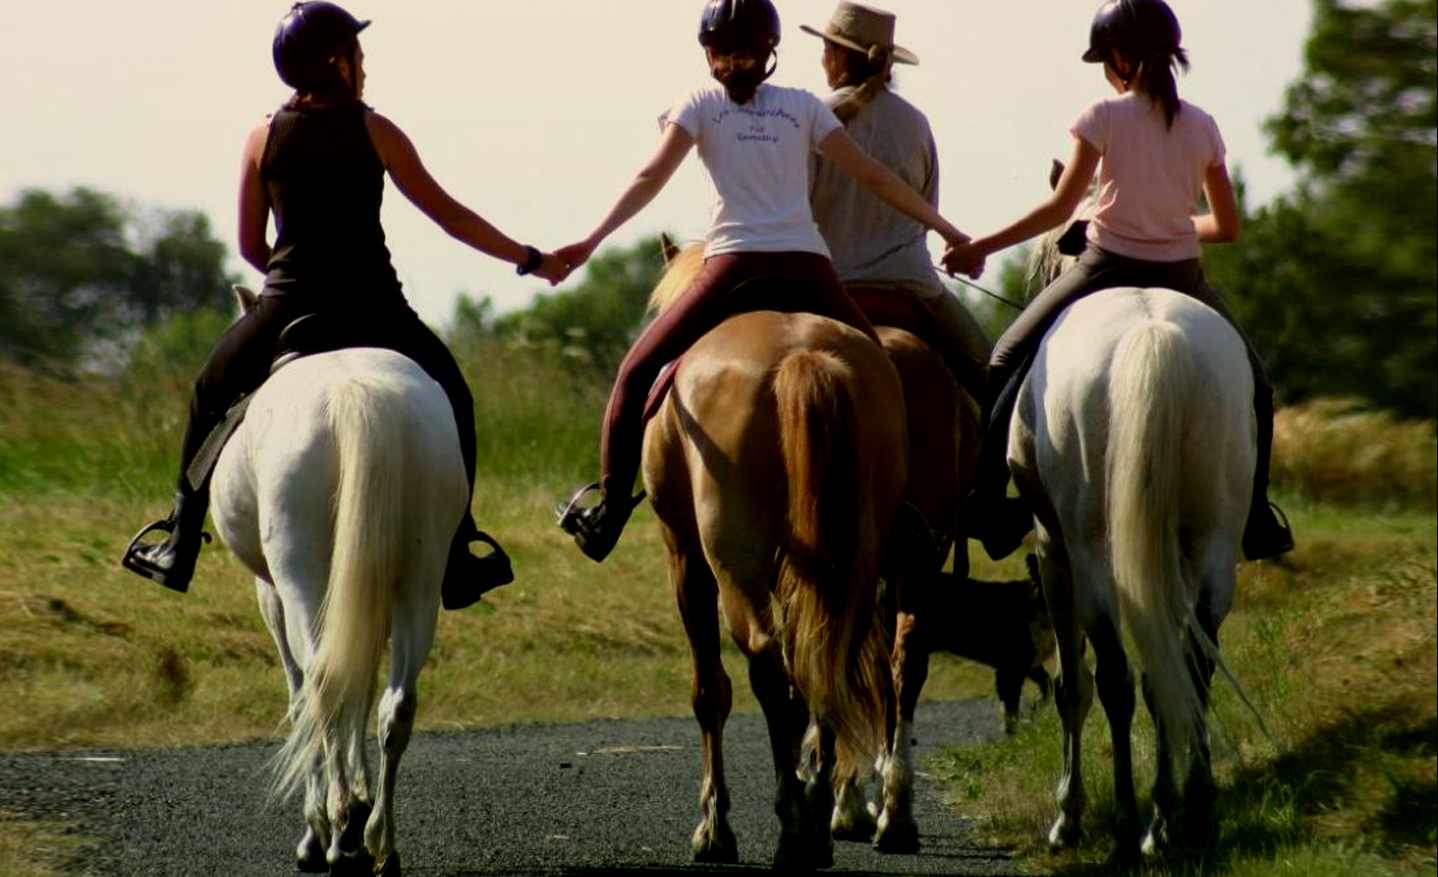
[774,349,885,766]
[1106,318,1207,777]
[275,378,402,799]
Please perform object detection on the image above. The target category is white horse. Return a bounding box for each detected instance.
[1011,278,1255,861]
[210,290,466,876]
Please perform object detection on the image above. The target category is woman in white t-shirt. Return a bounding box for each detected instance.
[944,0,1292,563]
[554,0,971,562]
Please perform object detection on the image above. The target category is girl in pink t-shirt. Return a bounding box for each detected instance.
[944,0,1292,562]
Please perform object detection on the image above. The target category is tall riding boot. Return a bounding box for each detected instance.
[441,511,514,611]
[121,488,211,593]
[960,393,1034,562]
[555,482,642,563]
[1241,391,1295,560]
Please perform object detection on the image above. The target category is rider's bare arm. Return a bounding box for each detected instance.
[1194,162,1241,243]
[237,120,272,274]
[365,110,535,269]
[970,136,1101,260]
[558,122,695,270]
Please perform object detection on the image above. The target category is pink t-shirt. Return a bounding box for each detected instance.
[1072,92,1226,262]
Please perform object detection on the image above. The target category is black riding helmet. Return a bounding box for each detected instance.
[697,0,781,52]
[1082,0,1182,64]
[273,1,371,91]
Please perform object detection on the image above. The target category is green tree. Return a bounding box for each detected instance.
[0,187,236,367]
[1207,0,1436,417]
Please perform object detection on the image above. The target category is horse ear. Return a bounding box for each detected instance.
[1049,159,1065,192]
[660,233,681,266]
[233,284,259,315]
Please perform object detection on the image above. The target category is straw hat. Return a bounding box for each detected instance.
[800,2,918,66]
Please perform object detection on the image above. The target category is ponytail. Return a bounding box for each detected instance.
[1131,46,1188,129]
[827,44,893,124]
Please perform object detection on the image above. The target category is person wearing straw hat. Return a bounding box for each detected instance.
[552,0,975,563]
[805,2,990,393]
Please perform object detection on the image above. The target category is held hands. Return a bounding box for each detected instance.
[533,252,569,286]
[942,240,986,280]
[555,239,597,275]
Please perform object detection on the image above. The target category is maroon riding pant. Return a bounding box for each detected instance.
[598,250,879,499]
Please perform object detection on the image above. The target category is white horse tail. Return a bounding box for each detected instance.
[276,377,403,798]
[1106,318,1206,775]
[774,349,885,767]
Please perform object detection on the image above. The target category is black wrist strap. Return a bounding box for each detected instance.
[516,245,543,276]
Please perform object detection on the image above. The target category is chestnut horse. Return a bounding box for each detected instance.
[828,293,983,853]
[641,242,907,869]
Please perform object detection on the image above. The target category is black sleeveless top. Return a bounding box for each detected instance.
[261,102,404,307]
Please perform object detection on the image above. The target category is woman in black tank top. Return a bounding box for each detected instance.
[122,2,568,607]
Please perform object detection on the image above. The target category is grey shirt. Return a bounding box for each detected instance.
[810,87,946,299]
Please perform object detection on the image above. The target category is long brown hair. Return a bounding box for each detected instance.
[827,43,893,123]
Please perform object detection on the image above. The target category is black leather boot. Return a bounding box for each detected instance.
[555,483,640,563]
[121,490,211,593]
[441,520,514,611]
[1240,392,1295,561]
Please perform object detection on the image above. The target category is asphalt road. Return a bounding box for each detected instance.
[1,701,1020,876]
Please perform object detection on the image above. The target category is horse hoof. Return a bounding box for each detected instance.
[691,843,739,865]
[374,851,402,877]
[830,803,877,842]
[295,830,325,873]
[327,848,376,877]
[872,820,920,855]
[773,838,833,872]
[1047,816,1084,851]
[830,821,876,843]
[691,824,738,865]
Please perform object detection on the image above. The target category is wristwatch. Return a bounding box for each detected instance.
[516,245,543,276]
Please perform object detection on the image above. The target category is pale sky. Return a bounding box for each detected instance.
[2,1,1312,327]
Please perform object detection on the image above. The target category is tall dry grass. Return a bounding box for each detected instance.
[1273,398,1437,511]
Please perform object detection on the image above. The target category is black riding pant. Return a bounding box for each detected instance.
[177,293,476,502]
[976,245,1275,503]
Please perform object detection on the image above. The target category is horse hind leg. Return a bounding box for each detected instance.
[1142,588,1222,859]
[1038,547,1095,852]
[364,587,438,877]
[830,635,892,844]
[828,742,877,843]
[742,613,829,870]
[673,546,738,864]
[256,580,329,872]
[1088,607,1141,865]
[874,605,924,854]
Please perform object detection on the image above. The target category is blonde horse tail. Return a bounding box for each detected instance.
[275,378,402,799]
[1107,318,1206,780]
[774,349,885,767]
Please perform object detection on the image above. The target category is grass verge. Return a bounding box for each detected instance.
[939,509,1437,876]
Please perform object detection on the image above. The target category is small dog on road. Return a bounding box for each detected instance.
[931,554,1056,734]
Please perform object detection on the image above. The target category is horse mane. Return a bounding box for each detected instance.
[1025,162,1100,295]
[649,239,706,315]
